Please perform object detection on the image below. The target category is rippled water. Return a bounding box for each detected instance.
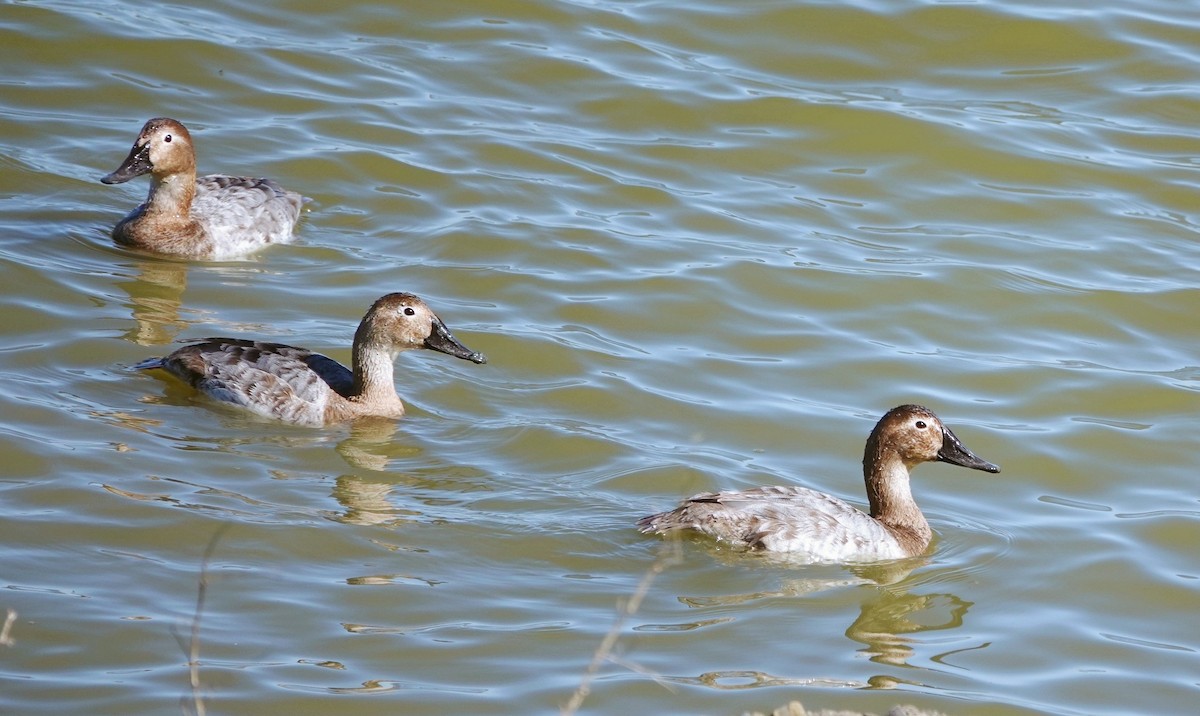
[2,1,1198,714]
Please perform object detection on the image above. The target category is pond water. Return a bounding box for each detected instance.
[1,1,1198,714]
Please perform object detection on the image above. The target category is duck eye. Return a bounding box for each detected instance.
[164,134,172,143]
[915,420,927,429]
[403,307,415,316]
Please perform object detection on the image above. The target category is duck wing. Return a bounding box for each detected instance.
[153,339,351,425]
[192,175,305,255]
[640,485,902,561]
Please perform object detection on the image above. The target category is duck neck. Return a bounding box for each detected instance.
[145,171,196,219]
[350,332,402,408]
[863,453,931,545]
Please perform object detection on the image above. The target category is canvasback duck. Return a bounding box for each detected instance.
[100,117,304,260]
[638,405,1000,562]
[136,293,487,426]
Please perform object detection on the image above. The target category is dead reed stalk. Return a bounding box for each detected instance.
[561,540,682,715]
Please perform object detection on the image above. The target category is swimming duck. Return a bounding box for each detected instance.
[101,117,304,260]
[136,293,487,426]
[638,405,999,562]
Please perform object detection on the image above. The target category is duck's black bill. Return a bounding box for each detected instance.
[101,143,152,184]
[425,317,487,364]
[938,426,1000,473]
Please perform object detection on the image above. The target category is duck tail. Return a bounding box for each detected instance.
[133,356,166,371]
[636,511,669,534]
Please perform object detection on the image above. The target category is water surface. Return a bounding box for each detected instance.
[1,1,1198,714]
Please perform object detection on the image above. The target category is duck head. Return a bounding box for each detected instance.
[357,292,487,364]
[870,404,999,474]
[101,117,195,185]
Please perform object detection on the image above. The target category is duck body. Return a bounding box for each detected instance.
[101,117,304,260]
[137,293,487,427]
[649,485,916,562]
[638,405,1000,563]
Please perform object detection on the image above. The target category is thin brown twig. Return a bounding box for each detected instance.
[175,524,231,716]
[561,539,682,715]
[606,652,679,694]
[0,609,16,646]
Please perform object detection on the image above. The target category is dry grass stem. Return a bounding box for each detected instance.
[1,609,16,646]
[561,540,682,715]
[176,524,231,716]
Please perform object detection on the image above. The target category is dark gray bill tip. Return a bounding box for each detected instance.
[100,144,152,184]
[938,428,1000,473]
[424,317,486,365]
